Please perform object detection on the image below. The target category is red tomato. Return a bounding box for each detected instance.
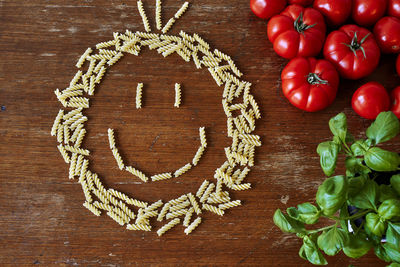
[373,16,400,53]
[391,86,400,118]
[352,0,388,26]
[323,25,380,80]
[397,54,400,76]
[267,5,326,59]
[288,0,313,6]
[352,82,390,120]
[281,57,339,112]
[250,0,287,19]
[313,0,352,26]
[388,0,400,18]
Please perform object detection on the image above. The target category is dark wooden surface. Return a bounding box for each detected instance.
[1,0,399,266]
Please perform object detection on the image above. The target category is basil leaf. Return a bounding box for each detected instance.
[351,140,370,156]
[391,175,400,196]
[365,213,387,237]
[273,209,305,234]
[317,141,339,177]
[317,227,349,256]
[365,147,400,172]
[379,184,399,202]
[348,178,378,210]
[316,175,348,216]
[378,199,400,220]
[302,236,328,265]
[375,243,392,262]
[386,222,400,250]
[329,112,347,142]
[345,157,371,177]
[287,202,321,225]
[343,232,372,259]
[383,243,400,263]
[366,111,400,144]
[387,263,400,267]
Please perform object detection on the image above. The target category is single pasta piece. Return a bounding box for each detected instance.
[157,218,180,236]
[239,134,261,147]
[187,193,201,215]
[247,95,261,119]
[168,195,188,206]
[223,80,232,99]
[69,153,78,179]
[199,127,207,147]
[96,40,117,49]
[57,124,64,143]
[136,83,143,109]
[80,176,92,203]
[222,99,232,117]
[137,0,151,32]
[151,172,172,181]
[145,199,163,212]
[192,49,201,69]
[202,203,224,216]
[231,183,252,191]
[174,83,181,108]
[125,166,149,182]
[76,48,92,68]
[112,148,125,170]
[161,17,175,34]
[64,145,90,156]
[156,0,162,30]
[200,183,215,203]
[74,128,86,148]
[157,203,171,221]
[184,216,201,235]
[107,128,116,149]
[218,200,241,210]
[63,108,82,121]
[183,207,194,227]
[57,144,70,163]
[174,163,192,177]
[74,154,84,176]
[127,223,152,231]
[192,146,205,166]
[174,2,189,19]
[70,70,83,86]
[196,180,209,198]
[83,201,101,216]
[126,198,148,208]
[166,208,188,219]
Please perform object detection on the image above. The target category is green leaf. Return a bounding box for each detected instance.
[329,112,347,142]
[339,204,350,232]
[387,262,400,267]
[365,213,387,237]
[343,232,372,259]
[386,222,400,250]
[378,199,400,220]
[365,147,400,172]
[302,236,328,265]
[316,175,348,216]
[379,184,399,202]
[287,203,321,225]
[317,227,349,256]
[375,243,392,262]
[351,140,370,156]
[317,141,339,177]
[345,157,371,177]
[273,209,305,234]
[391,175,400,196]
[348,178,378,210]
[384,243,400,263]
[366,111,400,144]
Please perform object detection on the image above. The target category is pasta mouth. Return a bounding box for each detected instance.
[51,0,261,236]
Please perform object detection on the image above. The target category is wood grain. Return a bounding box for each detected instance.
[0,0,399,266]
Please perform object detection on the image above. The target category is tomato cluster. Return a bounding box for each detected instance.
[250,0,400,119]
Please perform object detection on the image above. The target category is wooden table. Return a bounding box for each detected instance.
[1,1,399,266]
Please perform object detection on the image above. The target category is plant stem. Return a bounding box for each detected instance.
[327,209,371,222]
[307,223,337,235]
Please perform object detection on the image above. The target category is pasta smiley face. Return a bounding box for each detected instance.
[51,0,261,236]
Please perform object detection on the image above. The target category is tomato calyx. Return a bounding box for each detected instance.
[307,72,328,85]
[342,32,371,59]
[294,12,316,34]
